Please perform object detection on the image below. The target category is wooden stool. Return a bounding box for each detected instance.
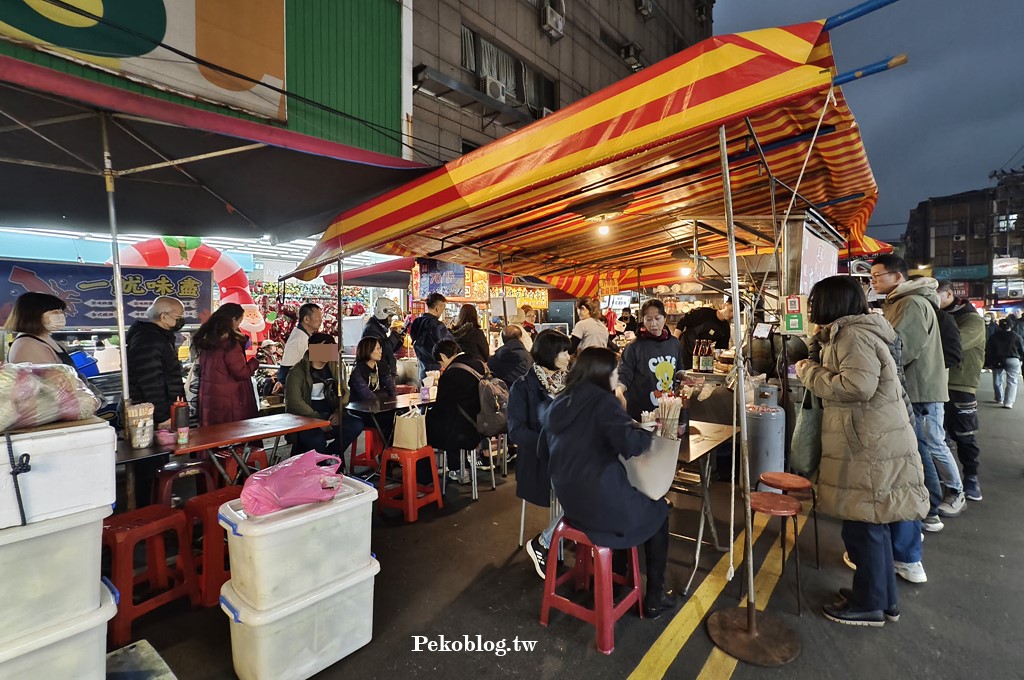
[377,446,444,522]
[759,471,819,569]
[102,505,200,647]
[741,491,804,616]
[153,460,218,507]
[351,429,384,473]
[540,519,643,655]
[184,486,243,607]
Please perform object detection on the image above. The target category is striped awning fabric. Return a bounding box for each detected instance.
[297,21,884,286]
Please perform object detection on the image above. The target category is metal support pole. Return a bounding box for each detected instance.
[100,114,131,406]
[336,256,345,465]
[499,254,509,327]
[706,125,799,667]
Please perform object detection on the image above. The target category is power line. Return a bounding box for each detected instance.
[1000,141,1024,171]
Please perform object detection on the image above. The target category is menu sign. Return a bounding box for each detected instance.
[487,285,549,309]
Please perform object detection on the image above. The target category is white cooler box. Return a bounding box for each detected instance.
[0,505,111,645]
[0,581,116,680]
[220,558,379,680]
[218,476,376,610]
[0,418,116,530]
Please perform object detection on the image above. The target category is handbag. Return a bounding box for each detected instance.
[789,387,823,475]
[620,433,679,501]
[393,407,427,450]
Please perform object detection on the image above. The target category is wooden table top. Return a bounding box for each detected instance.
[116,413,329,465]
[347,392,435,414]
[678,420,738,463]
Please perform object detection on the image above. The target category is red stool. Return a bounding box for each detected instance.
[216,447,270,482]
[102,505,200,647]
[377,446,443,522]
[740,491,804,615]
[153,460,218,506]
[759,471,819,569]
[540,519,643,655]
[184,486,244,607]
[351,430,384,473]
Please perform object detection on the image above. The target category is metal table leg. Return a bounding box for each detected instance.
[206,449,233,486]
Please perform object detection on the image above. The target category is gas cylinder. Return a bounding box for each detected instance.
[745,383,786,488]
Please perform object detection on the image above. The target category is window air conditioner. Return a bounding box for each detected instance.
[952,234,967,241]
[481,76,506,104]
[636,0,654,18]
[620,42,643,70]
[542,6,565,39]
[1009,290,1023,298]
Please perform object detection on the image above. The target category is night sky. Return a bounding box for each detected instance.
[714,0,1024,242]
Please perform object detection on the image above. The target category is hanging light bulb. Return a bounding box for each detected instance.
[680,266,692,277]
[597,223,610,236]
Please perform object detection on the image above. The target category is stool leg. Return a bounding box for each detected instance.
[519,499,526,547]
[147,532,169,591]
[109,537,135,648]
[811,488,820,570]
[403,458,419,523]
[779,516,787,576]
[489,440,496,491]
[440,450,447,496]
[469,449,478,501]
[593,548,615,655]
[793,514,803,616]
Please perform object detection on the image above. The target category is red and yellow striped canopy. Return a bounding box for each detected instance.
[298,21,883,286]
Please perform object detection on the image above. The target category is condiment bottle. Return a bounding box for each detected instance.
[172,398,190,445]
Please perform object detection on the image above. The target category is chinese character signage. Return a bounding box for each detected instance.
[418,259,465,298]
[487,285,549,309]
[0,1,286,121]
[598,276,620,296]
[932,265,989,281]
[0,259,214,330]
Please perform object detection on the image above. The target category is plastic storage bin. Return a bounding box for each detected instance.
[220,559,380,680]
[0,418,116,529]
[218,477,376,610]
[0,504,111,646]
[0,581,116,680]
[69,351,100,377]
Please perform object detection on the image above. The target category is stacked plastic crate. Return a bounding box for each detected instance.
[0,419,118,678]
[218,476,379,680]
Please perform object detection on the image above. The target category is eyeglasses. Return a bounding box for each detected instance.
[869,271,897,282]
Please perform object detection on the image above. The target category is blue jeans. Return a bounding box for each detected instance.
[993,357,1021,406]
[842,521,898,611]
[539,510,564,549]
[889,519,922,563]
[912,402,962,497]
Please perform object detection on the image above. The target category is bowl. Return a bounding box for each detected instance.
[155,429,177,447]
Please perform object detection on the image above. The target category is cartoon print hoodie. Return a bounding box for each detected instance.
[617,328,687,420]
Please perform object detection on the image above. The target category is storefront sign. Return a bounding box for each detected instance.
[418,259,465,298]
[993,258,1020,276]
[597,276,620,296]
[0,1,286,120]
[932,265,989,280]
[0,258,214,330]
[951,281,970,298]
[487,285,549,309]
[464,269,490,301]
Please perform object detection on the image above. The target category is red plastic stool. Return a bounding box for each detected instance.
[377,446,443,522]
[153,460,218,506]
[184,485,244,607]
[102,505,200,647]
[759,471,819,569]
[351,430,384,473]
[540,519,643,655]
[740,491,804,615]
[216,447,270,482]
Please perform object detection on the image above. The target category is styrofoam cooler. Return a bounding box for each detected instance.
[0,505,111,646]
[218,477,377,610]
[220,559,380,680]
[0,418,115,529]
[0,581,116,680]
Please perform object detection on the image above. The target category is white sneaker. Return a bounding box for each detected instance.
[894,560,927,583]
[937,492,966,517]
[922,515,944,532]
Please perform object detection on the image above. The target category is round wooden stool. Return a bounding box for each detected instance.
[758,471,819,569]
[739,491,804,616]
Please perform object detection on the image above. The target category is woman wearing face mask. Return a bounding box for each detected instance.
[5,292,75,365]
[509,330,571,578]
[192,302,259,426]
[615,299,687,419]
[539,347,677,618]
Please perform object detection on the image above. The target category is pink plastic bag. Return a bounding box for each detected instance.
[240,451,345,516]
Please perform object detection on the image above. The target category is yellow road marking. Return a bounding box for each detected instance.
[627,514,769,680]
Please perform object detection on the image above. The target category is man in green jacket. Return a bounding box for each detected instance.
[937,281,985,502]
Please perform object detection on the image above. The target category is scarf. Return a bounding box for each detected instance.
[533,364,567,396]
[637,326,670,341]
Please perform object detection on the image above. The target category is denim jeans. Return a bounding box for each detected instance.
[909,404,943,515]
[912,402,962,496]
[843,521,898,611]
[993,357,1021,407]
[890,519,922,564]
[539,510,564,549]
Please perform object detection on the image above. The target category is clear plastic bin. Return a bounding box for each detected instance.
[218,476,376,610]
[0,581,116,680]
[0,505,111,645]
[220,559,379,680]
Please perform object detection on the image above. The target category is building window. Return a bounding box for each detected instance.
[461,26,476,73]
[460,26,557,113]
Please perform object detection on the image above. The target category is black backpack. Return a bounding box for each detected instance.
[930,303,963,369]
[451,363,509,437]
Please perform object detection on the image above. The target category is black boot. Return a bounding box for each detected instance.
[643,589,678,619]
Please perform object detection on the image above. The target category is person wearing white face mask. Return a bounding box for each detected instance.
[5,292,76,366]
[126,296,187,429]
[509,330,571,578]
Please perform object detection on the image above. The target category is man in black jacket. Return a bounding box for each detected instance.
[361,298,404,382]
[487,325,533,386]
[410,293,454,380]
[126,296,186,428]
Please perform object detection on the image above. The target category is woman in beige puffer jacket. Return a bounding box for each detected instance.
[796,276,927,627]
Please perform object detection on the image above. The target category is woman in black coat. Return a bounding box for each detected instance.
[452,304,490,363]
[509,330,570,578]
[426,339,485,484]
[540,348,677,618]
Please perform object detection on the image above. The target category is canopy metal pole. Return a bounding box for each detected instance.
[100,113,131,405]
[499,253,509,327]
[336,255,345,463]
[706,124,799,667]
